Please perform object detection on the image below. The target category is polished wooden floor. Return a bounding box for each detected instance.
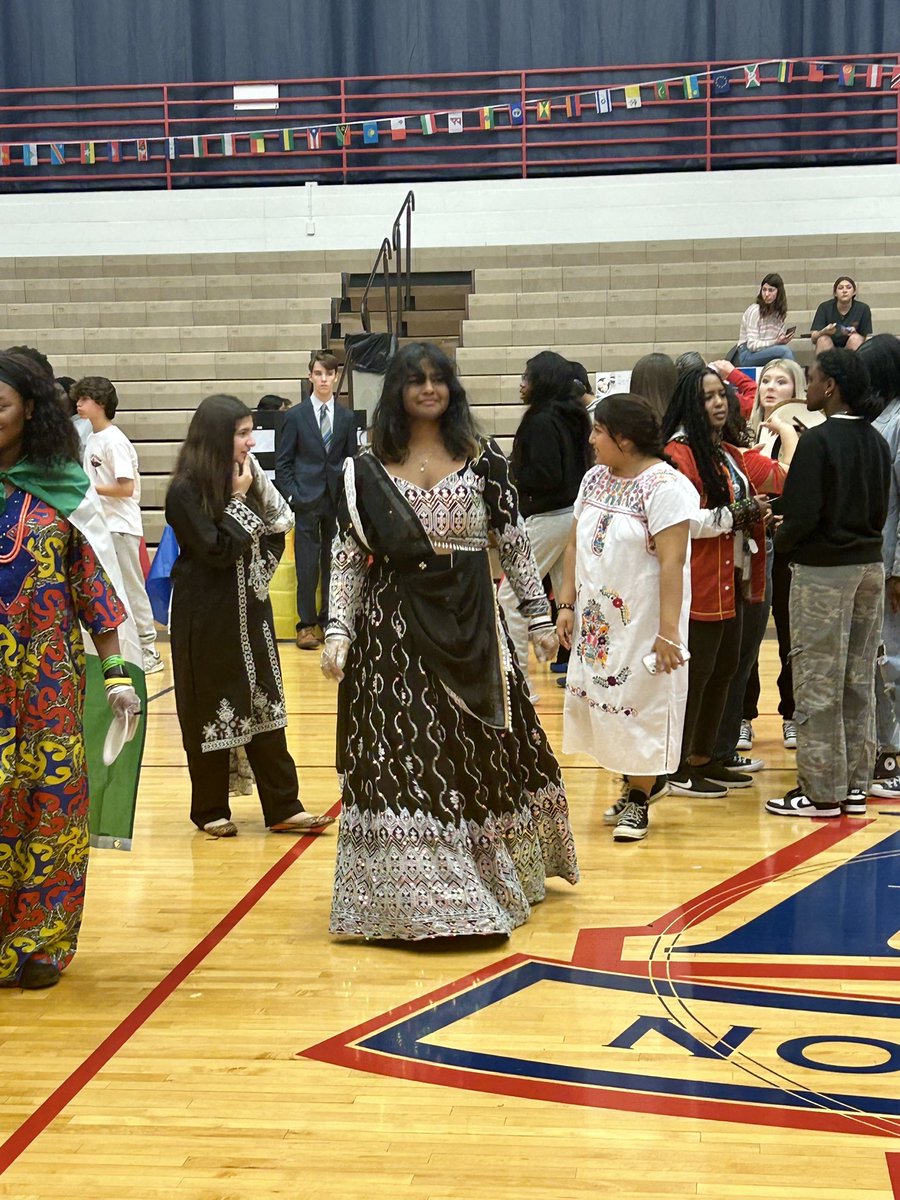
[2,638,899,1200]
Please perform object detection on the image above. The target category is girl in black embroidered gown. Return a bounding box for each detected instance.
[167,394,334,838]
[321,344,578,939]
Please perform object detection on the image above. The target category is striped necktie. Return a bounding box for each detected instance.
[319,402,332,450]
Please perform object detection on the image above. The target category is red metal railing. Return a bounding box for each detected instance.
[0,53,896,190]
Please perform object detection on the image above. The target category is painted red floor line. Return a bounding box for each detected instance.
[888,1151,900,1199]
[0,818,337,1175]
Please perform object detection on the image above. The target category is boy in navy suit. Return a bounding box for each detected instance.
[276,351,358,649]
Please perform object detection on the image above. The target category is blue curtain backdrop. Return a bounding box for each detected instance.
[0,0,894,86]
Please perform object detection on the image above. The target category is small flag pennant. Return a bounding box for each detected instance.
[594,89,612,114]
[776,61,794,84]
[564,94,582,118]
[191,136,204,158]
[479,106,494,130]
[362,121,379,145]
[448,111,464,133]
[22,143,39,167]
[221,134,234,156]
[683,75,700,99]
[866,64,883,87]
[107,140,120,162]
[0,145,9,167]
[536,99,552,121]
[654,80,669,100]
[712,71,731,95]
[624,84,642,109]
[136,138,149,162]
[335,124,351,147]
[307,127,321,150]
[390,116,407,141]
[249,133,267,154]
[49,142,66,165]
[282,129,296,151]
[420,113,435,135]
[839,64,856,87]
[892,62,900,90]
[509,103,524,126]
[165,137,177,160]
[807,62,826,82]
[80,142,95,165]
[744,64,761,88]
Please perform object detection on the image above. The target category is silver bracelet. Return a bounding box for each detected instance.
[656,635,682,649]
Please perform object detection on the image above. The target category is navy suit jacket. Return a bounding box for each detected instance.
[275,397,357,512]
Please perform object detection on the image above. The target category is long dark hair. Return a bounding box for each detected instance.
[857,334,900,413]
[170,394,262,518]
[370,342,480,463]
[815,348,877,422]
[0,351,79,468]
[662,368,734,507]
[593,393,671,463]
[757,272,788,319]
[630,352,677,422]
[514,350,592,474]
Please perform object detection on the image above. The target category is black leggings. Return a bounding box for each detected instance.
[681,598,743,763]
[187,727,303,829]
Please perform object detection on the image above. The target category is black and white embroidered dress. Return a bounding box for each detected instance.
[326,439,578,940]
[167,456,294,760]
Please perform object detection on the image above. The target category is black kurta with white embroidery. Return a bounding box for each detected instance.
[166,463,293,757]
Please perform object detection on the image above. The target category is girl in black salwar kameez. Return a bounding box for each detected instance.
[167,394,334,838]
[321,344,578,939]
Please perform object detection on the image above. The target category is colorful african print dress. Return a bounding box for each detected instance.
[562,463,697,776]
[327,439,578,940]
[0,487,126,982]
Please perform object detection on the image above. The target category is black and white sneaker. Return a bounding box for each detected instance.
[703,760,754,789]
[842,789,867,816]
[765,785,840,818]
[604,775,668,824]
[720,751,764,773]
[667,767,727,798]
[613,791,649,841]
[868,776,900,799]
[782,719,798,750]
[737,720,753,751]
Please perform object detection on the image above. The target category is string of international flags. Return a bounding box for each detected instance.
[2,56,898,168]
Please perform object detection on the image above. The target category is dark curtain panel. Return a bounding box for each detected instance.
[0,0,895,86]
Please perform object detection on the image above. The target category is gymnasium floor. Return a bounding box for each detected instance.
[2,640,899,1200]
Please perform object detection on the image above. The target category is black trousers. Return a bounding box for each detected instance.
[294,504,337,629]
[188,727,303,829]
[681,592,743,763]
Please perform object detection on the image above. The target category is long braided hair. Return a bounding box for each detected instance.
[662,367,734,508]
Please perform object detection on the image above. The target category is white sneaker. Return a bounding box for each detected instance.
[142,649,164,675]
[782,719,798,750]
[765,786,839,818]
[737,720,753,751]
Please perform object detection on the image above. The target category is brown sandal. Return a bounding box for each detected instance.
[201,820,238,838]
[269,813,336,834]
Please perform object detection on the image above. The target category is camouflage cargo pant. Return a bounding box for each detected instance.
[790,562,884,807]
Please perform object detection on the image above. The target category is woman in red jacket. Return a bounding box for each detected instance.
[662,367,786,798]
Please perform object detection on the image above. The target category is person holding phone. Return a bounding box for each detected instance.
[735,273,797,368]
[557,393,698,843]
[810,276,873,353]
[166,394,334,838]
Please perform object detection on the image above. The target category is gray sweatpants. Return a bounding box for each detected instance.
[790,562,884,807]
[112,531,157,648]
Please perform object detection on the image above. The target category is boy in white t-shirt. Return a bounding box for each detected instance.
[74,376,163,674]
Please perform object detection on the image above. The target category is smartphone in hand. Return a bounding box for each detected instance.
[642,648,691,675]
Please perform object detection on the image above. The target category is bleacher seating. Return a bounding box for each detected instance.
[1,233,897,543]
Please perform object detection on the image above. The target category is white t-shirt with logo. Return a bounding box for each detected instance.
[83,424,143,537]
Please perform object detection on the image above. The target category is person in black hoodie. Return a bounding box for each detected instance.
[498,351,592,701]
[766,349,891,819]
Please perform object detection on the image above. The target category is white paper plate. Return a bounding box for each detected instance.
[102,708,137,766]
